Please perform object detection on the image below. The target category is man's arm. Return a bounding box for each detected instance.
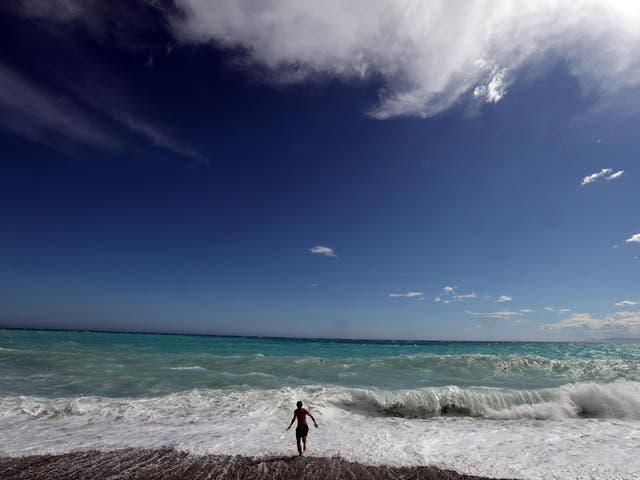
[305,409,319,428]
[286,412,296,430]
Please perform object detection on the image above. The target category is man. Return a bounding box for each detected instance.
[286,400,318,456]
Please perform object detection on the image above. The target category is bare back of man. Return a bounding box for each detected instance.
[286,401,318,455]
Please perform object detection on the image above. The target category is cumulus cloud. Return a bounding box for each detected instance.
[465,310,521,319]
[581,168,612,186]
[540,311,640,333]
[606,170,624,181]
[615,300,638,306]
[309,245,337,257]
[626,233,640,243]
[544,306,554,312]
[161,1,640,119]
[443,286,455,293]
[496,295,512,303]
[18,1,640,120]
[389,291,424,298]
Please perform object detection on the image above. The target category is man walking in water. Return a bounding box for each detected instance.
[286,401,318,456]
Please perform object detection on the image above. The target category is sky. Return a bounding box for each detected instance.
[1,0,640,341]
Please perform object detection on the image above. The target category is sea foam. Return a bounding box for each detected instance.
[1,384,640,479]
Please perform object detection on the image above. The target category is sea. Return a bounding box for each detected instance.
[1,329,639,479]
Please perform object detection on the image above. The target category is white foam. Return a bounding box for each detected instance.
[165,366,207,371]
[1,386,639,479]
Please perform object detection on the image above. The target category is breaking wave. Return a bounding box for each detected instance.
[3,380,640,422]
[337,380,640,420]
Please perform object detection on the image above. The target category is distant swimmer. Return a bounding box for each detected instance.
[286,400,318,456]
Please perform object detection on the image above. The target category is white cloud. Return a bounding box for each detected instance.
[581,168,612,186]
[465,310,521,319]
[540,311,640,333]
[453,292,477,301]
[606,170,624,181]
[496,295,512,303]
[389,291,424,298]
[615,300,638,306]
[625,233,640,243]
[544,306,555,312]
[435,285,479,303]
[169,1,640,119]
[473,66,509,103]
[309,245,337,257]
[519,309,533,313]
[558,308,572,314]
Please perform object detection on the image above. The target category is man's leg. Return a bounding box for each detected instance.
[302,435,307,452]
[296,435,302,456]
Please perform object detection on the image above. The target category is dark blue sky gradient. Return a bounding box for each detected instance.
[1,3,639,340]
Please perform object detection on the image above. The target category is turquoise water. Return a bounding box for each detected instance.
[2,329,640,478]
[2,329,640,397]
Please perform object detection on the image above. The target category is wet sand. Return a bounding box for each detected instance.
[0,448,516,480]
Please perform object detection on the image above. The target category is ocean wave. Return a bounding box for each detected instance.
[3,381,640,422]
[337,381,640,420]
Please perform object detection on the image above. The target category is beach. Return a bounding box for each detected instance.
[1,330,640,479]
[0,449,508,480]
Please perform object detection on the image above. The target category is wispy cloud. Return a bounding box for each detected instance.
[496,295,512,303]
[0,60,203,161]
[615,300,638,306]
[389,292,424,299]
[581,168,612,186]
[606,170,624,181]
[557,308,572,314]
[454,292,477,301]
[519,309,533,313]
[309,246,337,257]
[0,63,117,149]
[625,233,640,243]
[541,311,640,333]
[465,310,521,319]
[544,306,555,312]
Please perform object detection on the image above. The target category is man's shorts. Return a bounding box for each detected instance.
[295,425,309,438]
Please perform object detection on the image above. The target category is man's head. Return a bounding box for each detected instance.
[296,401,303,408]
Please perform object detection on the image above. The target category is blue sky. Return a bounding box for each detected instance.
[1,1,639,340]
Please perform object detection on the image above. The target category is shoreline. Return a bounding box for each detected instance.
[0,448,516,480]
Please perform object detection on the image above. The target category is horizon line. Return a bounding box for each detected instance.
[0,325,606,344]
